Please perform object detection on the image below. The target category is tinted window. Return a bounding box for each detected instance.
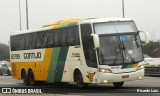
[81,24,97,68]
[11,26,80,51]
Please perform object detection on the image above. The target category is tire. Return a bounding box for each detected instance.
[22,70,29,85]
[113,82,124,87]
[28,70,36,86]
[75,71,85,88]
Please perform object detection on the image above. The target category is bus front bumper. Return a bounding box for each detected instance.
[97,69,144,84]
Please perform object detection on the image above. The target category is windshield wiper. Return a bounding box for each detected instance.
[121,41,136,63]
[112,37,123,65]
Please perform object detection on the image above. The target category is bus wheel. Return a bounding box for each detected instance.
[28,70,36,86]
[113,82,124,87]
[22,70,29,85]
[75,71,85,88]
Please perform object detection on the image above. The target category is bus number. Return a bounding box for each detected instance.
[11,54,20,59]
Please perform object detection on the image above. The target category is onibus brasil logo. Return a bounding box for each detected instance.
[2,88,42,94]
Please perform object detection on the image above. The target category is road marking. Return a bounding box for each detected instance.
[0,82,20,85]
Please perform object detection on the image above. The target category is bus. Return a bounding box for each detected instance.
[10,18,144,87]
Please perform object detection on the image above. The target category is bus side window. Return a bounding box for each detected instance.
[61,28,67,46]
[81,24,97,68]
[11,36,16,51]
[50,30,55,47]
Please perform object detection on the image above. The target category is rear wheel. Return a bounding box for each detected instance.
[22,70,29,85]
[113,82,124,87]
[28,70,36,86]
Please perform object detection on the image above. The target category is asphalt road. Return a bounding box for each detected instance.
[0,76,160,95]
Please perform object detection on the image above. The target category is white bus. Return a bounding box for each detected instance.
[10,18,144,87]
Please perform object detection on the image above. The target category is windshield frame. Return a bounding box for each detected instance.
[93,21,143,65]
[97,33,143,65]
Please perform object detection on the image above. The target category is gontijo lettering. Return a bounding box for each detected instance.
[24,52,41,59]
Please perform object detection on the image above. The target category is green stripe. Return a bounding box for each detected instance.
[54,46,69,82]
[47,48,61,81]
[127,64,133,68]
[68,22,78,27]
[60,22,78,28]
[121,64,133,69]
[60,24,68,28]
[121,65,128,69]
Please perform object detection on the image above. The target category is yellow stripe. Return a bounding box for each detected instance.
[41,48,53,80]
[133,64,138,68]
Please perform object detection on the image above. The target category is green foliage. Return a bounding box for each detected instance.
[0,43,9,61]
[142,41,160,57]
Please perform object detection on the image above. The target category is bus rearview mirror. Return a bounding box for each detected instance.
[139,31,149,45]
[91,33,100,49]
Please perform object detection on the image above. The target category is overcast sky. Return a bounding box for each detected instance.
[0,0,160,44]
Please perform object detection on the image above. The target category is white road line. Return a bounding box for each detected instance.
[0,82,20,85]
[0,76,12,79]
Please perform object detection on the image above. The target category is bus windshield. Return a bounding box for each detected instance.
[94,21,143,65]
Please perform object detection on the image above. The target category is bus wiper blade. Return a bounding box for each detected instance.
[112,39,123,65]
[112,49,122,65]
[121,41,136,63]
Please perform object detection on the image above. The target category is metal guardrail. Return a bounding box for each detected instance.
[145,66,160,76]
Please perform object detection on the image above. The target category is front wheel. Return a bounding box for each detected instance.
[113,82,124,87]
[75,71,85,88]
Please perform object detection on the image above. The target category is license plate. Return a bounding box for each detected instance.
[122,75,129,79]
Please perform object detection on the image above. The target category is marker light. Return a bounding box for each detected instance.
[138,76,143,80]
[103,80,108,83]
[137,65,144,70]
[98,68,112,73]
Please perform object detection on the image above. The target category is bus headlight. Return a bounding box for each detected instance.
[98,68,112,73]
[137,65,144,70]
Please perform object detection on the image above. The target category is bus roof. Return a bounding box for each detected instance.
[11,18,132,36]
[80,18,132,24]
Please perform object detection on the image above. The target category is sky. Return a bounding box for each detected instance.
[0,0,160,44]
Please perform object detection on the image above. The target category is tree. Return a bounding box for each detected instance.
[142,41,160,57]
[0,43,9,61]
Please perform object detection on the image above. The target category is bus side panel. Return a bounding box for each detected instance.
[34,62,42,80]
[12,62,31,80]
[39,48,53,81]
[61,46,80,82]
[47,47,69,82]
[47,48,60,81]
[54,47,69,82]
[61,46,97,83]
[11,62,22,80]
[11,48,53,81]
